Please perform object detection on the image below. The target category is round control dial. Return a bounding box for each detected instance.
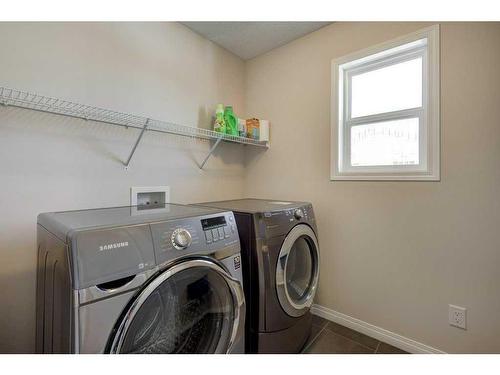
[294,209,304,220]
[171,228,192,250]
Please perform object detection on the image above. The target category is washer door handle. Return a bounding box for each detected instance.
[224,272,246,353]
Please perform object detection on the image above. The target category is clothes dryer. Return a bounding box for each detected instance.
[197,199,320,353]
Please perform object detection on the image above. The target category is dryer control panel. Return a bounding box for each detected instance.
[260,203,316,238]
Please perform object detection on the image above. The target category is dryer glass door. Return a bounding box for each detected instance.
[109,259,244,354]
[276,224,320,317]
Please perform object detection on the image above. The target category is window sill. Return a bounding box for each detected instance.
[330,174,440,181]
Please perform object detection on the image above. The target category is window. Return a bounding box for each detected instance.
[331,25,440,180]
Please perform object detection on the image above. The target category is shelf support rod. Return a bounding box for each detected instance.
[124,118,150,169]
[199,136,223,169]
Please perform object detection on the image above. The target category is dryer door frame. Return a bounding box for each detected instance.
[108,258,245,354]
[275,224,320,318]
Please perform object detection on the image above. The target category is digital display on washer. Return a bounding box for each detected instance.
[201,216,227,230]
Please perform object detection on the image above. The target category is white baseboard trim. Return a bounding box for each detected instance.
[311,304,446,354]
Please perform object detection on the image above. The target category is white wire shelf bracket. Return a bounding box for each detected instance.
[0,86,269,169]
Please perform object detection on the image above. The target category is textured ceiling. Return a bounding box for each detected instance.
[181,22,331,60]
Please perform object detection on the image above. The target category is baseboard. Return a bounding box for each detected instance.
[311,304,446,354]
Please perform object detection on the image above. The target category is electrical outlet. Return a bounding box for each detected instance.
[449,304,467,329]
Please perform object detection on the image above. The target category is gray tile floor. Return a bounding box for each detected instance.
[302,315,408,354]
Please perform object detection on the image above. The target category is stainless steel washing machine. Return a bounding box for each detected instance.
[36,204,245,354]
[196,199,320,353]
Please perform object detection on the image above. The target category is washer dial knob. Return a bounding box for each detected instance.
[294,209,304,220]
[171,228,192,250]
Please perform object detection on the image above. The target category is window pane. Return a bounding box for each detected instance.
[350,118,419,167]
[351,57,422,118]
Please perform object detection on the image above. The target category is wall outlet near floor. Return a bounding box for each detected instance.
[449,304,467,329]
[131,186,170,209]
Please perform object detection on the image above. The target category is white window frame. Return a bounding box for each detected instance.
[331,25,440,181]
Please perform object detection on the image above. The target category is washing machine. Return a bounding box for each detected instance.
[197,199,320,353]
[36,204,245,353]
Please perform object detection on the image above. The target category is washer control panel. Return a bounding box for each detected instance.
[201,215,236,244]
[150,211,239,265]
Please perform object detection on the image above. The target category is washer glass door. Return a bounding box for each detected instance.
[110,259,244,354]
[276,224,320,317]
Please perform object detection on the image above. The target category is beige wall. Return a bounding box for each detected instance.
[0,22,248,353]
[244,22,500,353]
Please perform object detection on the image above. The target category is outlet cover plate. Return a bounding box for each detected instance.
[449,304,467,330]
[130,186,170,207]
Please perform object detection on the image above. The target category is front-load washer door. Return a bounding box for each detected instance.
[108,259,245,354]
[275,224,320,318]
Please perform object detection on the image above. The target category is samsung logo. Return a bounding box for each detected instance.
[99,241,129,251]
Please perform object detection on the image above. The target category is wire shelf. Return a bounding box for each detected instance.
[0,86,269,148]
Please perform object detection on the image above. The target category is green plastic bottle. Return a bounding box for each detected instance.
[213,104,226,134]
[224,106,238,136]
